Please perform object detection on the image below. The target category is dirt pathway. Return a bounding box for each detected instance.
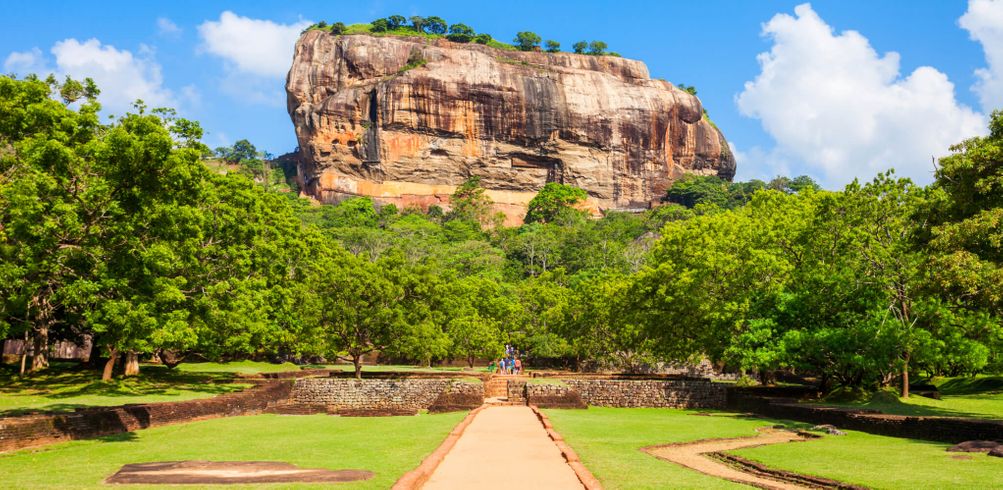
[422,405,584,490]
[644,428,810,490]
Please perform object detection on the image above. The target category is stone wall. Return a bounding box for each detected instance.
[0,381,291,453]
[507,380,527,403]
[525,383,586,409]
[565,379,726,409]
[290,378,483,414]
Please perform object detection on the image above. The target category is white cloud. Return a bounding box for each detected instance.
[198,11,311,78]
[156,17,182,38]
[51,39,174,113]
[4,48,45,75]
[736,3,985,187]
[960,0,1003,112]
[4,39,175,115]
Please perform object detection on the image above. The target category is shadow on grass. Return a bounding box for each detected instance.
[936,376,1003,396]
[805,395,1003,420]
[0,363,245,417]
[95,431,140,444]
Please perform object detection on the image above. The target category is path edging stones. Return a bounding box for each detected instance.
[529,405,603,490]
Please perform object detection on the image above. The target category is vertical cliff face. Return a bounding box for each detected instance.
[286,31,735,224]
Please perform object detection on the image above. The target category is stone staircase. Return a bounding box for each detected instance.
[483,375,530,405]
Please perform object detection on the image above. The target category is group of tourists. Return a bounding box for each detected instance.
[491,344,524,375]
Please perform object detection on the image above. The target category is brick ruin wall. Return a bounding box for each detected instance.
[525,384,587,409]
[0,381,292,453]
[565,379,726,409]
[289,378,484,414]
[510,378,726,409]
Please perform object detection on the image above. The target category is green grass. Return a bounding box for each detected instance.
[0,363,249,416]
[809,378,1003,420]
[528,378,567,386]
[544,407,777,489]
[0,412,465,489]
[174,360,301,374]
[733,429,1003,489]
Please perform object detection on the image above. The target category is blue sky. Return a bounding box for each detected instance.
[3,1,1000,188]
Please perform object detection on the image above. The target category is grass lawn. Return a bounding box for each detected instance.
[0,412,465,489]
[320,364,477,374]
[0,363,250,416]
[544,407,778,489]
[733,429,1003,489]
[174,360,301,375]
[809,376,1003,420]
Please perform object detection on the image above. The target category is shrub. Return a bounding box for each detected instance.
[474,33,492,44]
[544,40,560,53]
[588,40,607,55]
[572,41,587,54]
[330,22,346,35]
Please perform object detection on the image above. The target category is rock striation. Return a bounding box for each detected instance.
[286,31,736,224]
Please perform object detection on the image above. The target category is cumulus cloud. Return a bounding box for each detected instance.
[3,48,46,75]
[198,11,311,78]
[736,3,985,187]
[4,39,174,115]
[960,0,1003,112]
[157,17,182,38]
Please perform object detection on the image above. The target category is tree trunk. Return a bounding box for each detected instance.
[102,348,119,381]
[157,350,185,369]
[124,351,140,376]
[352,355,362,379]
[901,351,910,398]
[467,355,474,369]
[30,325,49,372]
[18,331,29,377]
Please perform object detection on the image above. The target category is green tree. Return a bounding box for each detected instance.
[425,16,447,35]
[409,16,426,33]
[544,40,561,53]
[448,176,493,225]
[387,15,407,30]
[330,22,346,35]
[588,41,608,55]
[303,251,407,378]
[474,33,492,44]
[525,183,589,223]
[572,41,588,54]
[676,84,698,96]
[447,23,475,43]
[371,18,389,32]
[514,31,542,51]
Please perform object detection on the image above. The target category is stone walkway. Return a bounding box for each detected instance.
[643,428,810,490]
[423,405,584,490]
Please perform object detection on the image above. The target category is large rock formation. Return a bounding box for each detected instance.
[286,31,735,224]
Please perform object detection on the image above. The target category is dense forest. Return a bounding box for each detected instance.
[2,75,1001,395]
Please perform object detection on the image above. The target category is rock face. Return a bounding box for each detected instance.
[286,31,736,224]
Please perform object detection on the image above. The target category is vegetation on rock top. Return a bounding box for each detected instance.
[303,15,619,56]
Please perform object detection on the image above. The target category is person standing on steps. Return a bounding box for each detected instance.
[514,357,522,375]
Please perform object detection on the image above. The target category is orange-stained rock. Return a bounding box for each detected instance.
[286,32,736,223]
